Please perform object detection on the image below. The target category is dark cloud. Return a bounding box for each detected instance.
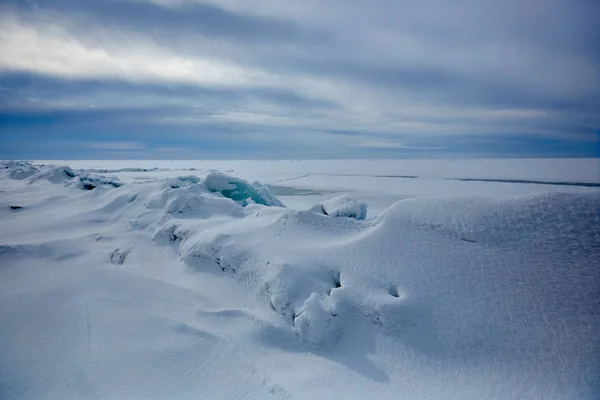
[0,73,339,114]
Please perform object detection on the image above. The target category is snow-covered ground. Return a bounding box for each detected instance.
[1,159,599,399]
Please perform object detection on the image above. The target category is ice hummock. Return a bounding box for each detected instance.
[1,161,123,190]
[204,172,284,207]
[1,161,39,180]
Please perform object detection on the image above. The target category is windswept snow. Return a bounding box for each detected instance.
[1,160,599,400]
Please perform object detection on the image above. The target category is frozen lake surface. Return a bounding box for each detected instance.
[1,159,599,399]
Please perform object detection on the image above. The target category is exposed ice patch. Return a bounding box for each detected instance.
[146,181,243,220]
[204,172,285,207]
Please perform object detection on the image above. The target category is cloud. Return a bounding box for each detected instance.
[0,0,598,158]
[0,11,267,87]
[90,141,146,151]
[351,139,442,150]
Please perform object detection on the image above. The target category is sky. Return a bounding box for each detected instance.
[0,0,599,159]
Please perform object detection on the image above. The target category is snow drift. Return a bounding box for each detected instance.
[1,161,599,400]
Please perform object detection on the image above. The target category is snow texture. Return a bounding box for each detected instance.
[1,160,599,400]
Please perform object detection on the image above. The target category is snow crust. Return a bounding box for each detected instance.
[1,161,599,400]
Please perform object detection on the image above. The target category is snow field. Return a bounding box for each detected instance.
[1,161,599,399]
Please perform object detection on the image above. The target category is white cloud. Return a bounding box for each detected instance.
[0,12,267,87]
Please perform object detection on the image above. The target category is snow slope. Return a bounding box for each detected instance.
[1,161,599,399]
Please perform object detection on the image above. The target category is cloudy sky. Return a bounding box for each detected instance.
[0,0,598,159]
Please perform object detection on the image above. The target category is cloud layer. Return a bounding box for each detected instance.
[0,0,598,158]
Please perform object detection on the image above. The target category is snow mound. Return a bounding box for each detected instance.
[378,191,600,247]
[204,172,285,207]
[265,261,341,323]
[165,175,201,188]
[1,161,39,180]
[294,292,339,345]
[3,162,125,190]
[311,194,367,219]
[28,164,77,184]
[75,171,124,190]
[146,179,244,223]
[149,186,599,359]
